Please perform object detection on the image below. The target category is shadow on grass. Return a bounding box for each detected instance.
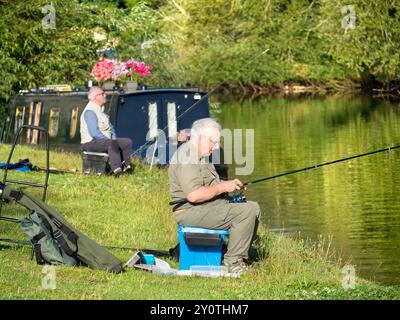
[0,243,13,250]
[0,239,30,251]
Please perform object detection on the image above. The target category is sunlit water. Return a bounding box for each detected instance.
[214,94,400,285]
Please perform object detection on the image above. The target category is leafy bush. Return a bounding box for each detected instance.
[0,0,163,108]
[159,0,400,89]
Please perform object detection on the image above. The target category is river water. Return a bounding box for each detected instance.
[213,94,400,285]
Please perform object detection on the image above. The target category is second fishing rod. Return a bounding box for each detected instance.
[170,144,400,207]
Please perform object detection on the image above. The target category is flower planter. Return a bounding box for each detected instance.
[123,80,138,93]
[92,58,153,91]
[102,81,115,91]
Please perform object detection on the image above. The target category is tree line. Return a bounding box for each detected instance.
[1,0,399,114]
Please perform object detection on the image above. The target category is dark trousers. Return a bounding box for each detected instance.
[82,138,132,171]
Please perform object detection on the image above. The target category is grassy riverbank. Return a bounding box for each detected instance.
[0,144,399,300]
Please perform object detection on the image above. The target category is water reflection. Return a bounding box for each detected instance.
[215,95,400,285]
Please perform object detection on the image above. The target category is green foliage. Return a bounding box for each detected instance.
[125,0,166,9]
[1,0,92,100]
[1,0,400,118]
[0,0,164,107]
[160,0,400,88]
[319,0,400,85]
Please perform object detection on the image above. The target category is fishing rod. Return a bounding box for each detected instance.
[103,245,171,258]
[244,144,400,186]
[169,144,400,206]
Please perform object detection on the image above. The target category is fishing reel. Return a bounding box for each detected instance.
[229,192,247,203]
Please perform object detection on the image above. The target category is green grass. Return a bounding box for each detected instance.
[0,144,399,300]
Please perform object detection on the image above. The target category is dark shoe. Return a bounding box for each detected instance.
[122,163,134,175]
[113,168,123,178]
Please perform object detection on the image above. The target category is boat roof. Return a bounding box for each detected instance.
[15,88,207,97]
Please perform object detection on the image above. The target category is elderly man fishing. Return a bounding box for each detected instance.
[168,118,260,274]
[80,86,133,176]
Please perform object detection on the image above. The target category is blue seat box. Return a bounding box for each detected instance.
[178,225,229,270]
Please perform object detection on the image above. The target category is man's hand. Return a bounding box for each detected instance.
[219,179,244,193]
[186,178,244,203]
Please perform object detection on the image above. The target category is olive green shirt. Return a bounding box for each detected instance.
[168,142,221,211]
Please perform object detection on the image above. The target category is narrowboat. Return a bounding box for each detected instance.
[0,85,210,164]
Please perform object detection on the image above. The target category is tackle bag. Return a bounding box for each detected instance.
[20,212,78,266]
[1,185,123,273]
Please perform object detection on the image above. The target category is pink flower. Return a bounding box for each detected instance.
[91,58,154,83]
[123,59,153,81]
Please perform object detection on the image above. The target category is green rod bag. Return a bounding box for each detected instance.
[2,186,123,273]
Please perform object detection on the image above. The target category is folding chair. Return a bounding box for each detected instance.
[0,125,50,245]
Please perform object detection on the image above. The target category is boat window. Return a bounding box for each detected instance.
[167,102,177,142]
[0,114,11,143]
[148,102,158,139]
[14,106,25,134]
[27,101,43,144]
[49,107,60,138]
[69,107,79,139]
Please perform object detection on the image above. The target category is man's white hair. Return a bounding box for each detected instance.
[190,118,221,139]
[88,86,102,100]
